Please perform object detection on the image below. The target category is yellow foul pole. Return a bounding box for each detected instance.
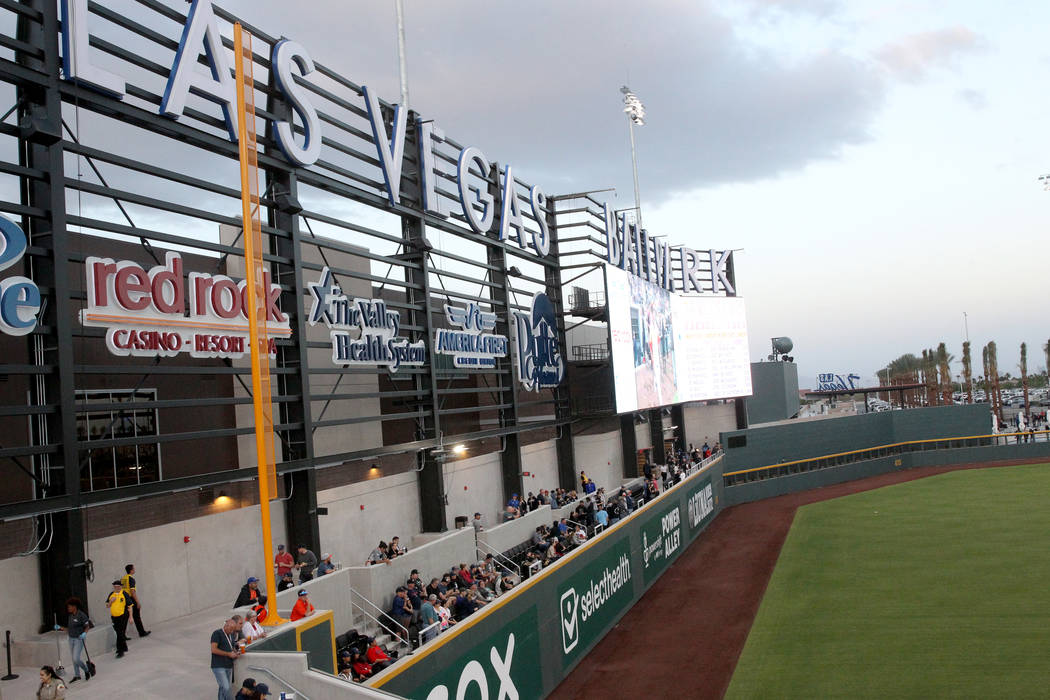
[233,23,284,626]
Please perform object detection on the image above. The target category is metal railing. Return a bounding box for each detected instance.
[247,665,312,700]
[475,539,521,578]
[572,394,614,415]
[571,343,609,361]
[349,588,409,647]
[568,288,606,312]
[722,430,1050,487]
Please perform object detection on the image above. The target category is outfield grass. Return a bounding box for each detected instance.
[726,464,1050,699]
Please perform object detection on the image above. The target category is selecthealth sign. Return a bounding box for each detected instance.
[558,538,633,664]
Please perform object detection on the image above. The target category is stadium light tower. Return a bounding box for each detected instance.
[620,86,645,229]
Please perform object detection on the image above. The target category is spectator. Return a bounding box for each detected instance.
[234,577,267,609]
[526,492,539,512]
[120,564,151,638]
[420,594,440,642]
[456,563,474,588]
[274,544,294,578]
[290,589,315,621]
[502,505,519,522]
[351,649,373,679]
[105,580,130,659]
[277,572,295,592]
[366,638,394,671]
[426,577,443,601]
[531,526,548,550]
[500,575,515,594]
[58,597,92,683]
[36,665,66,700]
[406,569,425,591]
[251,682,272,699]
[210,618,240,700]
[317,553,335,577]
[537,489,550,506]
[241,609,266,642]
[391,587,414,632]
[337,665,353,681]
[404,581,424,618]
[454,590,477,619]
[472,512,484,533]
[295,545,318,583]
[389,536,406,558]
[595,504,609,528]
[572,525,588,546]
[558,518,570,536]
[437,599,455,630]
[365,541,391,566]
[235,678,256,700]
[507,493,521,511]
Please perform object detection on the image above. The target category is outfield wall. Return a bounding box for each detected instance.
[368,457,726,699]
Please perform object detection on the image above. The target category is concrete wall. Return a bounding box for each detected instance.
[747,361,800,425]
[0,552,41,638]
[316,470,421,567]
[573,429,622,492]
[684,401,737,450]
[521,439,559,495]
[84,499,286,628]
[442,450,504,531]
[478,504,556,556]
[238,651,393,699]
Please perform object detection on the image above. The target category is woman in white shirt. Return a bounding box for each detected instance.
[241,609,266,643]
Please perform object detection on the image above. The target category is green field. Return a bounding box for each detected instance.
[727,464,1050,699]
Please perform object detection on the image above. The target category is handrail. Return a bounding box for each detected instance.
[418,620,441,646]
[474,539,521,578]
[349,588,409,647]
[723,430,1050,482]
[247,665,312,700]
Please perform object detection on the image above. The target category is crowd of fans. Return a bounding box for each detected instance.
[499,486,581,522]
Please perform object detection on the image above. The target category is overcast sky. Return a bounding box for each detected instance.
[169,1,1050,386]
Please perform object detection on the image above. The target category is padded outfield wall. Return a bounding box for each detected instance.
[368,458,726,699]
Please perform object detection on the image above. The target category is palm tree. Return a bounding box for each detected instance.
[988,341,1003,422]
[962,341,973,404]
[937,342,952,405]
[1020,342,1030,417]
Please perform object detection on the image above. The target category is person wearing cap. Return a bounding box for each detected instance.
[274,544,294,578]
[277,571,295,592]
[406,569,425,591]
[234,677,256,700]
[471,512,484,533]
[105,580,130,658]
[290,589,315,621]
[250,682,271,699]
[234,577,267,609]
[316,552,335,577]
[391,586,414,632]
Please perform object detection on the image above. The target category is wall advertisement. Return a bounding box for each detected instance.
[606,264,752,413]
[373,461,726,699]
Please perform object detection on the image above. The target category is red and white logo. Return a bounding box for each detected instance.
[79,252,291,359]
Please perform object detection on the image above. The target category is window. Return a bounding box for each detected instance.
[76,389,161,491]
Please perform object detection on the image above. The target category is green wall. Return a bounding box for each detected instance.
[746,361,800,425]
[721,404,989,473]
[370,466,723,699]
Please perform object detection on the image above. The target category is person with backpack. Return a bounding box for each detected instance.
[105,580,130,658]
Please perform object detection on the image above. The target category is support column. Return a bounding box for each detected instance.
[671,404,686,453]
[620,413,638,478]
[735,398,748,430]
[405,112,445,531]
[265,80,318,554]
[19,0,87,630]
[545,192,577,491]
[648,408,665,463]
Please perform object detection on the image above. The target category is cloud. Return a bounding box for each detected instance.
[875,27,984,83]
[957,88,987,110]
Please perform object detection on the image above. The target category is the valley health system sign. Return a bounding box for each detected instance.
[514,292,564,391]
[306,267,425,371]
[60,0,553,258]
[434,303,508,369]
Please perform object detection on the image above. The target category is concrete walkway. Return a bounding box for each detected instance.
[1,602,235,699]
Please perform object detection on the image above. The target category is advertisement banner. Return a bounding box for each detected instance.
[685,477,717,538]
[639,500,684,584]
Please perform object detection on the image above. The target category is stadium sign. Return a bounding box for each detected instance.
[513,292,564,391]
[686,478,716,537]
[60,0,552,258]
[0,218,41,336]
[816,372,860,391]
[306,267,426,371]
[603,205,734,295]
[79,252,290,359]
[639,501,683,584]
[556,537,634,666]
[434,303,508,369]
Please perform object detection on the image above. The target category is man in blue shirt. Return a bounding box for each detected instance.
[595,506,609,528]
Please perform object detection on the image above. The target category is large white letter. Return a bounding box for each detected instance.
[419,121,451,218]
[160,0,238,141]
[529,185,550,257]
[363,86,407,206]
[457,147,494,234]
[272,40,322,167]
[60,0,125,97]
[499,166,525,247]
[604,203,620,266]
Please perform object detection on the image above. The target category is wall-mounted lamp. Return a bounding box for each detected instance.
[214,490,232,505]
[507,266,523,278]
[453,444,467,455]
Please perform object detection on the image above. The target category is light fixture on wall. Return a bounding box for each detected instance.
[214,490,231,505]
[453,444,467,455]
